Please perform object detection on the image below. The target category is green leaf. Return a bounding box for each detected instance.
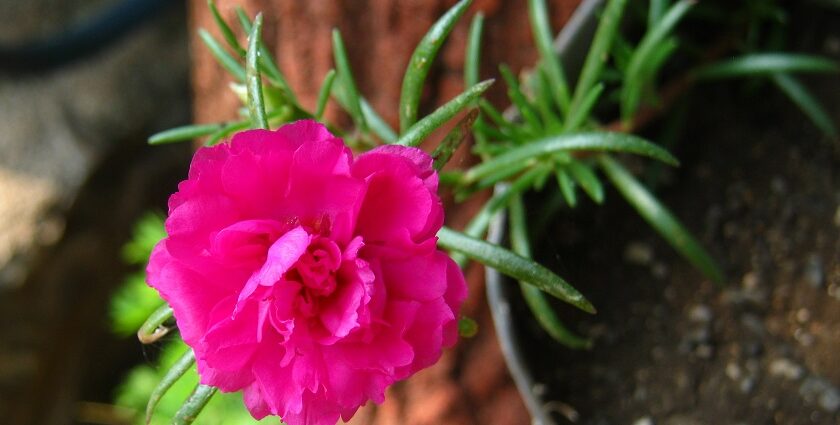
[360,98,397,143]
[198,29,246,82]
[246,14,268,129]
[208,0,245,57]
[400,0,473,133]
[332,29,367,132]
[396,79,494,147]
[570,0,628,120]
[464,132,679,184]
[172,384,217,425]
[315,69,337,120]
[499,65,542,133]
[137,304,173,344]
[433,109,478,170]
[771,73,837,138]
[555,168,578,207]
[694,53,840,80]
[564,82,604,132]
[622,0,695,120]
[148,123,222,145]
[509,194,591,349]
[648,0,669,28]
[146,349,196,425]
[233,8,297,105]
[567,160,604,203]
[437,227,595,313]
[528,0,570,114]
[458,316,479,338]
[465,12,484,89]
[598,155,723,283]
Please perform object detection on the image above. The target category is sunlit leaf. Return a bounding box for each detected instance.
[198,29,246,82]
[172,384,217,425]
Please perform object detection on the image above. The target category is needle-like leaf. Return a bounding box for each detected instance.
[598,155,723,283]
[400,0,473,133]
[438,226,595,313]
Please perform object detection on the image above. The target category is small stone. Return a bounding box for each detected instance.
[794,328,815,346]
[804,254,824,288]
[769,358,804,380]
[800,377,840,413]
[834,205,840,227]
[696,344,714,359]
[726,363,742,380]
[633,416,654,425]
[688,305,713,323]
[742,271,760,289]
[740,377,756,394]
[625,242,653,265]
[741,314,765,335]
[795,308,811,324]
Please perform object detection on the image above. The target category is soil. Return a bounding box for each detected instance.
[510,32,840,425]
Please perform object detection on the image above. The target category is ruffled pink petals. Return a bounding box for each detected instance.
[146,120,467,425]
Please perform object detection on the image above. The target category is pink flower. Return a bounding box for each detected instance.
[147,120,467,424]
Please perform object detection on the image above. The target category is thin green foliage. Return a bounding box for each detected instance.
[528,0,571,114]
[246,14,268,129]
[396,79,494,147]
[509,194,591,349]
[771,73,838,138]
[400,0,473,132]
[438,226,595,314]
[598,155,724,283]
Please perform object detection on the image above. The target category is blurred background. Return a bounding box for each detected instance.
[1,0,839,424]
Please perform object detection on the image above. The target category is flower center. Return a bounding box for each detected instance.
[291,236,342,316]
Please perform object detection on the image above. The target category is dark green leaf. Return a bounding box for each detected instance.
[198,29,246,82]
[145,349,195,425]
[246,14,268,129]
[555,168,577,207]
[171,384,217,425]
[437,227,595,313]
[148,123,222,145]
[567,160,604,203]
[528,0,570,113]
[500,64,542,133]
[464,132,678,184]
[564,82,604,131]
[400,0,473,133]
[771,73,837,138]
[433,109,478,170]
[570,0,628,120]
[622,0,695,120]
[598,155,723,283]
[509,194,591,348]
[694,53,839,80]
[396,79,493,147]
